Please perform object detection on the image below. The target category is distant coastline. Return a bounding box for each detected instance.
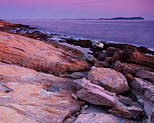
[64,17,144,20]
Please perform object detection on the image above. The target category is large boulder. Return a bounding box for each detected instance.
[0,62,81,122]
[0,31,89,75]
[73,78,118,106]
[87,67,129,94]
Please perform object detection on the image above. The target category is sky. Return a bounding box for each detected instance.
[0,0,154,20]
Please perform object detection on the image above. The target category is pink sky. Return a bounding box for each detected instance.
[0,0,154,19]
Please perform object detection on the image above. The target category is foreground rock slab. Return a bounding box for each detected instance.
[73,78,118,106]
[88,67,129,94]
[0,31,89,75]
[74,113,118,123]
[0,62,81,122]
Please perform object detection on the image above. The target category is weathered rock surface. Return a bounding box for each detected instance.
[73,78,118,106]
[60,72,87,79]
[124,49,154,69]
[0,62,81,122]
[108,106,132,119]
[136,70,154,83]
[131,89,154,123]
[86,56,97,63]
[0,31,89,75]
[127,106,144,119]
[74,113,118,123]
[117,95,137,106]
[87,67,129,94]
[130,78,154,103]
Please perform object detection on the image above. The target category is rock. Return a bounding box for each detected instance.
[66,39,92,48]
[104,57,112,63]
[0,31,89,75]
[127,106,144,119]
[112,61,122,72]
[0,62,82,122]
[94,61,110,68]
[86,56,97,63]
[60,72,87,79]
[73,78,118,106]
[92,41,104,48]
[87,67,129,94]
[74,113,118,123]
[71,93,78,100]
[117,95,137,106]
[108,106,132,119]
[130,78,154,103]
[131,90,154,123]
[137,46,150,53]
[136,70,154,83]
[63,116,76,123]
[123,49,154,69]
[112,50,124,62]
[124,73,134,83]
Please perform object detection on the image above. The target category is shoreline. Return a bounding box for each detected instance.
[6,19,154,51]
[0,19,154,122]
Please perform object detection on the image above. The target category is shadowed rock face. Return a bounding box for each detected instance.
[0,31,90,75]
[0,62,81,122]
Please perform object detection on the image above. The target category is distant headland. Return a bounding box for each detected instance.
[64,17,144,20]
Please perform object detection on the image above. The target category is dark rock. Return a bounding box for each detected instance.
[94,61,110,68]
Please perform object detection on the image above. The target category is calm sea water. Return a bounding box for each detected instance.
[8,20,154,50]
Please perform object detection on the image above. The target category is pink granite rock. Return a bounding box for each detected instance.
[73,78,118,106]
[87,67,129,94]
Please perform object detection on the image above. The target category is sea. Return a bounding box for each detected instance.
[7,19,154,50]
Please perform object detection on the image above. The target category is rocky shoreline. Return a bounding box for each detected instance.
[0,19,154,123]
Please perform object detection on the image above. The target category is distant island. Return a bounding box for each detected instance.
[64,17,144,20]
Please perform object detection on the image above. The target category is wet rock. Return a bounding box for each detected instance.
[73,78,118,106]
[66,39,92,48]
[87,67,129,94]
[136,70,154,83]
[74,113,118,123]
[127,106,144,119]
[108,106,132,119]
[86,56,97,63]
[137,46,150,53]
[92,41,104,48]
[94,61,110,68]
[0,31,89,75]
